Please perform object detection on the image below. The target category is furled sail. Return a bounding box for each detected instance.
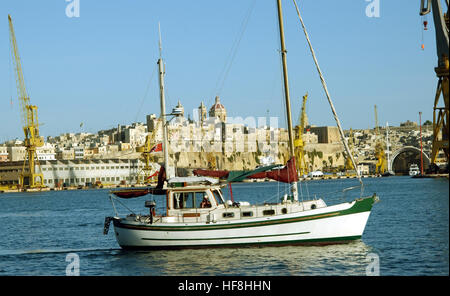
[193,157,298,184]
[111,166,167,198]
[248,157,298,183]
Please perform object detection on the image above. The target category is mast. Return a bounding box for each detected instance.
[386,122,391,174]
[157,23,172,178]
[419,112,424,175]
[276,0,298,201]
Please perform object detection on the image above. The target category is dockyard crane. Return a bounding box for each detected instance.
[420,0,449,169]
[294,93,308,176]
[345,128,356,172]
[136,121,161,184]
[8,15,45,189]
[206,152,217,170]
[374,105,387,174]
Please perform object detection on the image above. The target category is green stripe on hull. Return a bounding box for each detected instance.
[114,195,376,232]
[141,231,310,241]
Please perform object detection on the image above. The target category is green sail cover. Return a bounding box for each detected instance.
[225,164,280,183]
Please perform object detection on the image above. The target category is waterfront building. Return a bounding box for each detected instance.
[74,147,84,159]
[0,159,150,188]
[7,146,26,162]
[0,146,8,162]
[308,126,340,144]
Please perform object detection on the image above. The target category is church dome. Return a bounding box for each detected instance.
[209,96,227,122]
[210,96,225,110]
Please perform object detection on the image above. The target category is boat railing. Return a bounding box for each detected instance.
[108,193,137,217]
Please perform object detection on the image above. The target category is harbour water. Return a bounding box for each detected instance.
[0,176,448,276]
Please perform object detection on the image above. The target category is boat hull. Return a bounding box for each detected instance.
[111,196,376,249]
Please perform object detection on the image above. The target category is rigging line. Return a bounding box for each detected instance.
[304,178,310,199]
[292,0,363,194]
[9,35,13,108]
[134,64,157,124]
[213,0,256,98]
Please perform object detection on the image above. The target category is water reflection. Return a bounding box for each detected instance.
[107,240,374,276]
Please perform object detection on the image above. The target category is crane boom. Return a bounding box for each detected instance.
[8,15,30,127]
[8,15,44,189]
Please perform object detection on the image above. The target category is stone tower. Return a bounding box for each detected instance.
[174,100,184,117]
[198,101,207,124]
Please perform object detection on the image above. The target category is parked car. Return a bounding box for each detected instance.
[308,171,324,177]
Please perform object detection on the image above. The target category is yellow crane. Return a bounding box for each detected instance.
[294,93,308,176]
[136,121,160,184]
[420,0,449,169]
[8,15,45,189]
[345,128,356,172]
[374,105,386,174]
[206,152,216,170]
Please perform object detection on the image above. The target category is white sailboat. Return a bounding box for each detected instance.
[103,0,379,249]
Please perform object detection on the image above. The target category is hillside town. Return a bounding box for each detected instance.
[0,97,439,189]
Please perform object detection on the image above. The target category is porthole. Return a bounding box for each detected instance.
[263,209,275,216]
[242,211,253,217]
[311,204,317,209]
[223,212,235,218]
[281,208,287,214]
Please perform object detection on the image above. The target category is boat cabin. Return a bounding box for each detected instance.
[157,177,326,224]
[163,184,227,222]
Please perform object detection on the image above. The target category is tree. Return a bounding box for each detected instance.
[328,156,333,167]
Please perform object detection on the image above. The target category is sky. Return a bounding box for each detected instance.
[0,0,444,142]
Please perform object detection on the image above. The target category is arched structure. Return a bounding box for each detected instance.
[389,146,430,175]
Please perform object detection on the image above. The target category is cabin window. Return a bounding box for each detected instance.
[242,211,253,217]
[212,189,224,205]
[173,192,194,209]
[172,192,212,209]
[196,192,212,208]
[223,212,234,218]
[281,208,287,214]
[263,209,275,216]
